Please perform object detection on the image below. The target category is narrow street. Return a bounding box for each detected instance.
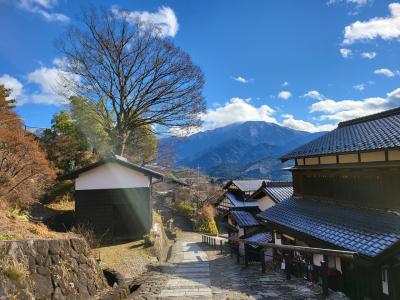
[130,231,348,300]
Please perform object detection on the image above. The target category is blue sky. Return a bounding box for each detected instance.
[1,0,400,133]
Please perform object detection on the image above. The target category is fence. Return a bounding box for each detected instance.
[201,234,358,296]
[201,234,229,254]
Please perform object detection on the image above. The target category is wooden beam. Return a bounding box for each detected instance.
[225,236,357,259]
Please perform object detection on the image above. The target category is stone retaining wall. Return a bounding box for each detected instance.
[0,238,108,299]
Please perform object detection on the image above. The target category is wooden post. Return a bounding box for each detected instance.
[244,245,249,267]
[285,253,291,280]
[321,260,328,296]
[261,249,266,274]
[220,240,223,254]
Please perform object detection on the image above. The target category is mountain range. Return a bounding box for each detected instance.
[160,121,325,180]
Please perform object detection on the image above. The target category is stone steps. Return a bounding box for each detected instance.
[158,240,212,299]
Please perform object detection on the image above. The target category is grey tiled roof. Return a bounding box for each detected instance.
[265,186,293,203]
[231,210,260,228]
[249,182,293,203]
[258,198,400,257]
[281,107,400,161]
[224,180,270,192]
[246,232,272,248]
[225,192,258,208]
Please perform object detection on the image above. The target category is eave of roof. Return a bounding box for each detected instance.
[289,160,400,171]
[225,192,258,208]
[62,155,163,180]
[280,107,400,162]
[230,210,260,228]
[258,197,400,258]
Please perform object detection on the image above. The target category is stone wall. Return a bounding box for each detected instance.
[0,238,108,299]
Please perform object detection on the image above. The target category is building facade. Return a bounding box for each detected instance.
[65,155,163,240]
[258,108,400,299]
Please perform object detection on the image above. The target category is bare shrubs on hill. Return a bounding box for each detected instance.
[0,85,55,208]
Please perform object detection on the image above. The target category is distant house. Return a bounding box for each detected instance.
[258,107,400,299]
[65,154,163,240]
[215,179,292,264]
[216,179,270,214]
[248,181,293,211]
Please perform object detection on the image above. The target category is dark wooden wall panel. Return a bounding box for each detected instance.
[75,188,151,239]
[293,168,400,209]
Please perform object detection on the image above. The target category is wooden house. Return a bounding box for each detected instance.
[248,181,293,210]
[65,155,163,240]
[258,107,400,299]
[216,179,269,214]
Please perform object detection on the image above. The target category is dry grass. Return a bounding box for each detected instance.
[94,240,154,279]
[46,199,75,212]
[0,201,61,240]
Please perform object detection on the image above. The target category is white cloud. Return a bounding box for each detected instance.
[277,91,292,100]
[347,0,369,4]
[17,0,69,22]
[0,58,75,106]
[303,90,325,100]
[343,3,400,44]
[112,6,179,38]
[353,83,365,91]
[327,0,370,6]
[0,74,24,99]
[309,87,400,122]
[233,76,249,83]
[281,81,289,87]
[281,114,336,133]
[374,68,399,77]
[361,51,377,59]
[340,48,352,58]
[200,97,277,131]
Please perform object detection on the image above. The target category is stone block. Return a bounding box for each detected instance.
[32,273,53,299]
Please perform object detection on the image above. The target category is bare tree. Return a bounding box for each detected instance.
[57,7,205,155]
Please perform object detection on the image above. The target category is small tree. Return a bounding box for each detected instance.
[0,85,55,208]
[57,7,205,156]
[41,111,93,175]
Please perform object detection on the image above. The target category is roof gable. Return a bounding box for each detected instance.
[63,154,163,180]
[281,107,400,161]
[224,179,270,192]
[250,181,293,203]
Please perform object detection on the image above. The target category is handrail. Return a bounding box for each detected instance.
[201,234,357,259]
[227,236,357,259]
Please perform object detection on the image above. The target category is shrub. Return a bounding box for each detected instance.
[194,218,219,236]
[143,233,155,247]
[174,201,193,218]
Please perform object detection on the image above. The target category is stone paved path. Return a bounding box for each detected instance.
[129,232,348,300]
[158,240,212,298]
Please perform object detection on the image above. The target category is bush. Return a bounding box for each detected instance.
[143,233,155,247]
[194,218,219,236]
[174,201,193,218]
